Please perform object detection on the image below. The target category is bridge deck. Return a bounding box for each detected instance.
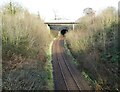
[44,21,79,30]
[44,22,79,24]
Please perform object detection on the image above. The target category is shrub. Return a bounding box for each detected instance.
[66,7,119,91]
[2,2,53,90]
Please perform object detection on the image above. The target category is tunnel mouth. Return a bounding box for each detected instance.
[60,29,68,36]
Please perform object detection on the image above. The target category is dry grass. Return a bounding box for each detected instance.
[50,30,59,38]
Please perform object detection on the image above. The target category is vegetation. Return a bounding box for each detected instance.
[1,1,119,91]
[66,7,119,91]
[1,2,54,90]
[50,30,59,38]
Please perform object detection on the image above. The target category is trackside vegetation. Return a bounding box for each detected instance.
[66,7,119,91]
[1,2,54,90]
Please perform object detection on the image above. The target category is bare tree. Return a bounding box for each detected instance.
[53,9,63,20]
[53,10,58,20]
[83,8,95,16]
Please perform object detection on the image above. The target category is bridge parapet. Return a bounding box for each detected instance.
[44,21,79,30]
[44,22,79,24]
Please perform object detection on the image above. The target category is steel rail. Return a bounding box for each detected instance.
[59,39,82,91]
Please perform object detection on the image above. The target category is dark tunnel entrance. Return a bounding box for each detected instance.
[60,29,68,36]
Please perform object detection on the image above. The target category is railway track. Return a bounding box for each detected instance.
[55,37,81,91]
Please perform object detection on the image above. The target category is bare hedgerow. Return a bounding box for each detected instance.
[66,7,119,91]
[2,2,53,90]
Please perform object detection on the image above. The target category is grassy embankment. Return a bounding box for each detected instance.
[50,30,59,38]
[1,2,54,90]
[66,7,119,91]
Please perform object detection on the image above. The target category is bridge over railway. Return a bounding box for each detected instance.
[44,21,79,30]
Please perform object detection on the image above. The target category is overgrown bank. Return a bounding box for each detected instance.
[1,2,54,90]
[66,7,119,91]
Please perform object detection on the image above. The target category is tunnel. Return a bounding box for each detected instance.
[60,29,68,36]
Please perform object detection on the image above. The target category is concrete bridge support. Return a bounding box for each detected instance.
[72,24,74,30]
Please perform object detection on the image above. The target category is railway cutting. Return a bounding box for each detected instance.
[52,36,91,91]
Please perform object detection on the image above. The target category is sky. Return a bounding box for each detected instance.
[0,0,119,21]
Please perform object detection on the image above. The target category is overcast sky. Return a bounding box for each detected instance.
[0,0,119,21]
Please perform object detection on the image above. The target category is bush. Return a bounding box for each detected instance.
[2,2,53,90]
[66,7,119,91]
